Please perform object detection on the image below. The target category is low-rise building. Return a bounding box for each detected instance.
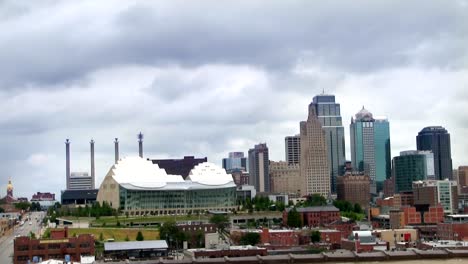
[103,240,168,261]
[186,246,267,259]
[283,206,340,227]
[13,228,94,264]
[423,205,444,224]
[413,180,458,214]
[375,229,418,248]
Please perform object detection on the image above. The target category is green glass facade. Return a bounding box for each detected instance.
[119,186,237,213]
[350,110,390,195]
[374,119,391,189]
[394,154,427,193]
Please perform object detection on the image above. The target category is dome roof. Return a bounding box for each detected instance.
[7,180,13,191]
[111,157,184,188]
[355,106,373,121]
[187,162,234,185]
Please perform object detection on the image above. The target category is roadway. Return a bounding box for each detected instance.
[0,211,45,264]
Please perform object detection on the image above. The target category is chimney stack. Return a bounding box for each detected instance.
[65,139,70,189]
[114,138,119,163]
[138,132,144,158]
[90,139,95,189]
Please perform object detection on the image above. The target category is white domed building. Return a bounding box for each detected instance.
[97,157,237,216]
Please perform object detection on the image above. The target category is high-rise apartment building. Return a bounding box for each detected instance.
[269,161,301,195]
[350,107,391,194]
[417,126,453,180]
[248,143,270,193]
[285,135,300,165]
[222,152,247,173]
[393,150,434,193]
[312,94,346,193]
[300,102,330,197]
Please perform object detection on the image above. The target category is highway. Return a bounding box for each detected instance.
[0,212,45,264]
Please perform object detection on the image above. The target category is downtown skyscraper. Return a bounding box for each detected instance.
[300,101,330,197]
[248,143,270,192]
[350,107,391,194]
[417,126,453,180]
[222,152,247,173]
[312,94,346,193]
[285,135,300,165]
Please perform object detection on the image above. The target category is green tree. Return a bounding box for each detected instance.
[209,214,230,233]
[15,202,31,211]
[353,203,363,214]
[0,207,4,213]
[240,232,260,246]
[99,232,104,241]
[311,230,321,243]
[305,194,327,206]
[136,231,144,241]
[29,231,36,239]
[42,229,51,239]
[287,207,301,228]
[125,235,130,241]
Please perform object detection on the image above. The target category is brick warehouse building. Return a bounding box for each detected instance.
[283,206,340,227]
[13,228,94,264]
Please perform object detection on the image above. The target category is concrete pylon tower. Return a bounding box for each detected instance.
[90,139,95,189]
[138,132,144,158]
[114,138,119,164]
[65,139,71,189]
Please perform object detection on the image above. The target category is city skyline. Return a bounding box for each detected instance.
[0,1,467,199]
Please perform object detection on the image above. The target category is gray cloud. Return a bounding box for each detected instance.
[0,0,467,198]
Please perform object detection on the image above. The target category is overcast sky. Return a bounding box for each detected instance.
[1,0,467,199]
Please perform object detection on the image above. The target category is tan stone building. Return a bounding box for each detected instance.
[299,103,330,197]
[458,166,468,194]
[269,161,301,195]
[336,172,370,208]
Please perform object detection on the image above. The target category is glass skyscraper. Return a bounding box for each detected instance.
[416,126,453,180]
[374,118,391,190]
[312,94,346,193]
[393,151,429,193]
[222,152,247,173]
[350,107,391,194]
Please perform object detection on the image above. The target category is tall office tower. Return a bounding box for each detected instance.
[299,102,330,197]
[312,94,346,193]
[222,152,247,173]
[393,151,433,193]
[248,143,270,193]
[90,139,95,189]
[269,161,301,195]
[350,107,391,194]
[285,135,301,165]
[374,117,391,190]
[417,126,453,180]
[65,139,71,190]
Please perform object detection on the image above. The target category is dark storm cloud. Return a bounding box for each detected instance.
[0,0,467,198]
[0,0,465,89]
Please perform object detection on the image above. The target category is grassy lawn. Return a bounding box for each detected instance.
[92,214,210,226]
[62,228,160,241]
